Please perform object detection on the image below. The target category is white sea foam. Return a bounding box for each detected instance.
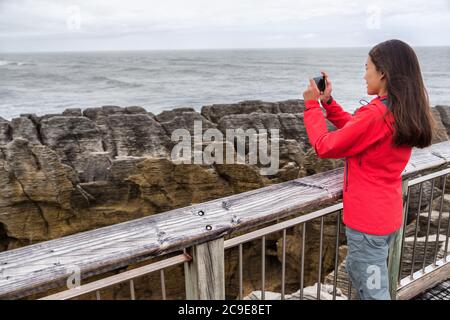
[0,60,30,66]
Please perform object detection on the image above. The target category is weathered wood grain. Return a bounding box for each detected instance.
[402,140,450,177]
[0,140,449,299]
[185,238,225,299]
[397,257,450,300]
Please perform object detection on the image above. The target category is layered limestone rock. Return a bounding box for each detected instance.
[1,100,322,250]
[1,101,450,300]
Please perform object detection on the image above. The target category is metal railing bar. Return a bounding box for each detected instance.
[261,236,265,300]
[239,244,243,300]
[160,269,166,300]
[332,211,341,300]
[410,182,424,277]
[224,203,343,249]
[422,178,435,271]
[130,279,135,300]
[300,223,306,300]
[281,229,286,300]
[348,281,352,300]
[39,253,191,300]
[434,175,447,265]
[408,167,450,186]
[398,185,411,283]
[317,216,324,300]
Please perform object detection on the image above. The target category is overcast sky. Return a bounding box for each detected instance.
[0,0,449,52]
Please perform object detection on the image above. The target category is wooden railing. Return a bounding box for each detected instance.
[0,140,449,300]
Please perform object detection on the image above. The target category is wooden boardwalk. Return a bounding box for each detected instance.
[414,278,450,300]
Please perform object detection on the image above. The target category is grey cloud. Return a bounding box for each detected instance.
[0,0,449,52]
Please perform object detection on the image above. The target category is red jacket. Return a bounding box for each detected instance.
[303,95,412,235]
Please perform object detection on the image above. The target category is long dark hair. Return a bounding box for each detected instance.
[369,39,437,148]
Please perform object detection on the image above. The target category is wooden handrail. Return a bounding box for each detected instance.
[0,140,449,299]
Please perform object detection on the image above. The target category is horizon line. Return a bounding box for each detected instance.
[2,44,450,54]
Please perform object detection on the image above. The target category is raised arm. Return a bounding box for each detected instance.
[303,99,387,159]
[302,74,386,159]
[321,97,352,129]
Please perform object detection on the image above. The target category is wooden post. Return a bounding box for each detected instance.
[184,237,225,299]
[388,178,409,300]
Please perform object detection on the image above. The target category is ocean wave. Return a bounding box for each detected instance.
[121,66,162,73]
[19,71,71,83]
[0,60,34,67]
[90,75,143,88]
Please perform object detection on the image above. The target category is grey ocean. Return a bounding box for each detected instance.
[1,47,449,120]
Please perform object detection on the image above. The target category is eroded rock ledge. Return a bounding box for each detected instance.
[1,100,449,250]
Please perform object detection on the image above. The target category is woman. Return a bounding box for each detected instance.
[302,39,437,300]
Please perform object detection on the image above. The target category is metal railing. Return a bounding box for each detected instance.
[0,140,449,300]
[395,168,450,299]
[39,252,192,300]
[223,203,344,300]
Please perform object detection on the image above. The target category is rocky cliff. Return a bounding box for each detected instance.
[1,100,450,299]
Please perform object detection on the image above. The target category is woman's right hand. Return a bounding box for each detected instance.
[319,70,332,104]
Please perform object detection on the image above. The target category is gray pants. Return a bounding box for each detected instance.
[345,226,397,300]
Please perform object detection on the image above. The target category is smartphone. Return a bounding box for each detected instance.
[313,75,326,92]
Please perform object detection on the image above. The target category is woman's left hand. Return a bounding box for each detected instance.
[302,79,320,102]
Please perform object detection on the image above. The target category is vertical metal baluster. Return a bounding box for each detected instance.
[348,281,352,300]
[443,175,450,257]
[160,269,166,300]
[332,210,341,300]
[300,223,306,300]
[410,182,424,278]
[398,185,411,283]
[423,178,435,271]
[446,217,450,259]
[434,175,446,265]
[130,279,136,300]
[261,236,265,300]
[281,229,286,300]
[183,247,189,300]
[347,213,352,300]
[95,290,101,300]
[239,244,243,300]
[317,216,324,300]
